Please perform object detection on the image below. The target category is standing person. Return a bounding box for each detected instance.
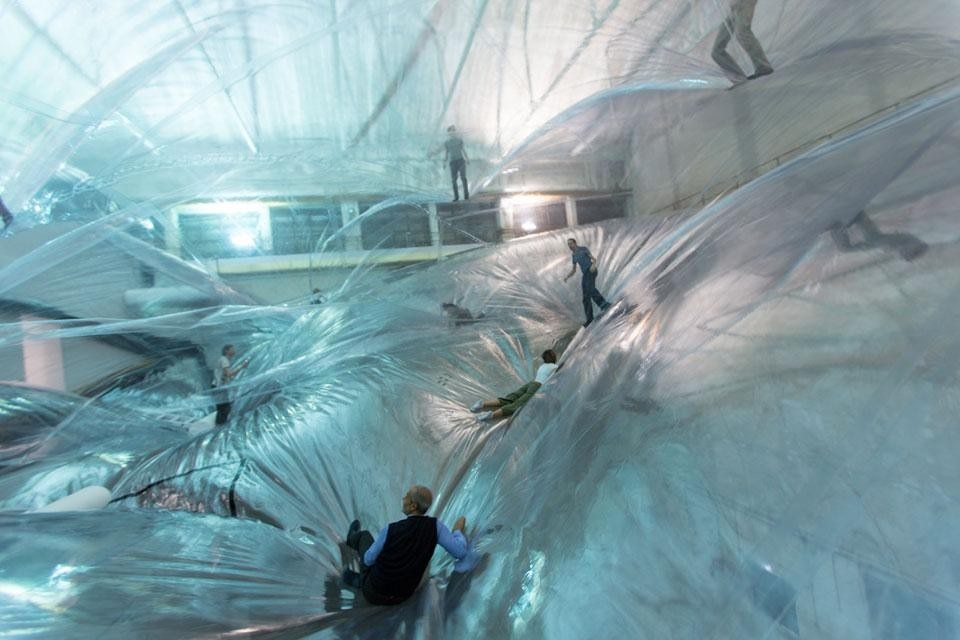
[711,0,773,85]
[471,350,559,422]
[443,125,469,201]
[342,485,471,605]
[564,238,611,326]
[212,344,247,425]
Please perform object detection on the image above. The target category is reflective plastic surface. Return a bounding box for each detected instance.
[1,1,959,638]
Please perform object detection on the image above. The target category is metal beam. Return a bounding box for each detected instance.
[172,0,259,154]
[349,0,449,147]
[534,0,621,105]
[8,3,159,150]
[433,0,493,131]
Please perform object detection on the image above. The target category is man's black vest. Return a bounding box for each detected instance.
[365,515,438,604]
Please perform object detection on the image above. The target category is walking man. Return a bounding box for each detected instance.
[564,238,611,327]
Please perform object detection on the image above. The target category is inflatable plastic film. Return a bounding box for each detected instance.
[0,1,959,639]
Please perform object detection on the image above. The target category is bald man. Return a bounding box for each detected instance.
[343,485,470,605]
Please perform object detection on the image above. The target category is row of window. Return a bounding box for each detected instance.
[176,195,627,260]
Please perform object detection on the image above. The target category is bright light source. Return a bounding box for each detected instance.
[501,194,553,210]
[139,219,155,230]
[229,230,256,249]
[521,220,537,232]
[179,200,264,215]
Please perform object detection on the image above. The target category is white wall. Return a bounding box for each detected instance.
[627,50,959,216]
[0,310,150,394]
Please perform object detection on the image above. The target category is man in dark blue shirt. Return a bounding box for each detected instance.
[564,238,611,326]
[342,485,471,605]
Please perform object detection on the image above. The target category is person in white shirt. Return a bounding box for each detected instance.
[212,344,247,425]
[470,350,558,422]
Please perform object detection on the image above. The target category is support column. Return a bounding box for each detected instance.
[166,209,181,257]
[428,203,442,261]
[565,196,578,228]
[21,315,65,390]
[340,201,363,250]
[497,198,515,241]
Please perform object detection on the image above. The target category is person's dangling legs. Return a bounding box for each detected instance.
[458,162,469,200]
[733,0,772,78]
[711,15,747,81]
[450,161,460,201]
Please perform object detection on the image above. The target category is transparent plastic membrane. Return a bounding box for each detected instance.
[1,1,960,638]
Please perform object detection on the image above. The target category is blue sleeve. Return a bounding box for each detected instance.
[436,521,468,560]
[363,525,389,566]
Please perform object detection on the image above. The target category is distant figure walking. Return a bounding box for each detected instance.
[711,0,773,84]
[564,238,611,327]
[0,197,13,228]
[212,344,247,425]
[444,126,469,201]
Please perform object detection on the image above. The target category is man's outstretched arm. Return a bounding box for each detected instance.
[436,517,468,559]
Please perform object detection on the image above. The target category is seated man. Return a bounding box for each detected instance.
[343,485,469,605]
[470,349,558,422]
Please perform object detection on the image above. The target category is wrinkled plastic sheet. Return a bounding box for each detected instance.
[2,88,960,637]
[1,2,960,639]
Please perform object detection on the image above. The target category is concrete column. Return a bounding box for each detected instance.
[166,209,181,257]
[428,203,442,260]
[565,196,578,228]
[21,315,65,390]
[497,198,515,241]
[340,201,363,250]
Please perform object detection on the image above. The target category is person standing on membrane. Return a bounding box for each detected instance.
[343,485,471,605]
[711,0,773,85]
[443,125,469,201]
[212,344,247,425]
[564,238,611,326]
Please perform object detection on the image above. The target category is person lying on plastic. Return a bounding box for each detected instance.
[343,485,470,605]
[442,302,485,326]
[470,349,558,422]
[829,210,928,262]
